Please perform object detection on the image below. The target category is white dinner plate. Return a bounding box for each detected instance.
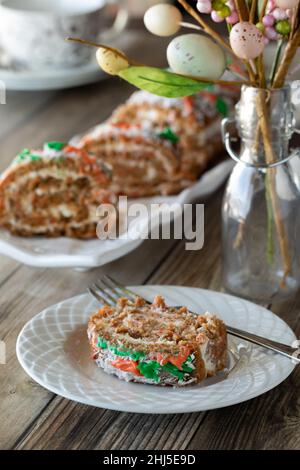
[16,286,296,414]
[0,159,234,269]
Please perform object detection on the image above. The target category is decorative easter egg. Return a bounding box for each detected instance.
[167,34,226,80]
[275,19,291,35]
[196,0,212,14]
[226,10,239,24]
[211,10,224,22]
[144,4,182,37]
[275,0,299,9]
[229,22,265,60]
[262,15,275,27]
[217,5,231,17]
[272,8,287,20]
[255,21,265,31]
[96,48,129,75]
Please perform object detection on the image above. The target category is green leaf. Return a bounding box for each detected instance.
[118,66,209,98]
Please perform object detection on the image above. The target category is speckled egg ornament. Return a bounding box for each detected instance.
[144,4,182,37]
[230,22,265,60]
[96,48,129,75]
[275,0,299,8]
[167,34,226,80]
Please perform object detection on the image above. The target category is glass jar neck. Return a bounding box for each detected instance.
[235,85,294,166]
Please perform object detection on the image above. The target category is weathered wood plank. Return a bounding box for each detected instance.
[14,192,223,450]
[0,256,20,286]
[0,238,177,449]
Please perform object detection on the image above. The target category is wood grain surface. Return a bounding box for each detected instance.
[0,32,299,451]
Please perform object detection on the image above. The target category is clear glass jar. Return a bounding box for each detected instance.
[221,85,300,302]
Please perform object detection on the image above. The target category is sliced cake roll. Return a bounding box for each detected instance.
[111,88,236,177]
[0,142,115,238]
[87,295,227,387]
[79,123,192,197]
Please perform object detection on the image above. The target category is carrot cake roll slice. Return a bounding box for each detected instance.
[87,296,227,387]
[79,123,192,197]
[0,142,115,238]
[111,88,237,177]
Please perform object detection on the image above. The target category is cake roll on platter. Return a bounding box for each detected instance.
[88,295,227,387]
[0,142,116,238]
[111,88,237,177]
[79,122,194,197]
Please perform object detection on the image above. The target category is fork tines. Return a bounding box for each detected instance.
[88,275,138,307]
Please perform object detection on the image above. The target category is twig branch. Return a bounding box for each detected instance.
[259,0,268,22]
[249,0,258,23]
[68,37,254,87]
[272,29,300,88]
[235,0,249,21]
[176,0,233,54]
[175,73,254,86]
[256,92,292,282]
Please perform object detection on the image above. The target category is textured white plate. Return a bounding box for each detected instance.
[16,286,296,413]
[0,159,234,269]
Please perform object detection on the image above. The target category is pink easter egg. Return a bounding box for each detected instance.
[263,14,275,27]
[229,22,265,59]
[226,10,239,24]
[226,0,235,10]
[275,0,299,8]
[265,26,278,39]
[272,7,287,20]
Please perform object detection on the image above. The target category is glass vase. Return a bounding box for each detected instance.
[221,85,300,302]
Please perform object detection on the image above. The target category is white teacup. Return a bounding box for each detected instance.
[0,0,128,70]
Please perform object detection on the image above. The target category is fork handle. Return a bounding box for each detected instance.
[226,325,300,363]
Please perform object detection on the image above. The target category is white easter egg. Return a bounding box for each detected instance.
[96,47,129,75]
[230,22,265,60]
[144,4,182,37]
[167,34,226,80]
[275,0,299,8]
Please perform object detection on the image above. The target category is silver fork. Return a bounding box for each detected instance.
[88,275,300,364]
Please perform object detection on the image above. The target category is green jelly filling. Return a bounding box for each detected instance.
[157,127,180,144]
[162,362,185,380]
[97,335,194,382]
[97,336,145,361]
[137,361,160,382]
[15,148,31,163]
[97,337,108,349]
[44,141,66,151]
[29,154,41,161]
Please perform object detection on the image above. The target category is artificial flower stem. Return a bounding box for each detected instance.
[259,0,268,22]
[176,0,233,55]
[175,73,255,86]
[235,0,250,21]
[179,21,203,31]
[256,92,292,283]
[67,37,141,66]
[269,39,284,86]
[68,36,254,87]
[250,0,258,23]
[67,37,128,59]
[272,29,300,88]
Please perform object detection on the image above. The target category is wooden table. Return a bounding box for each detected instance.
[0,33,299,451]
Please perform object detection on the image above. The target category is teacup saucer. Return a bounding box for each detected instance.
[0,48,104,91]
